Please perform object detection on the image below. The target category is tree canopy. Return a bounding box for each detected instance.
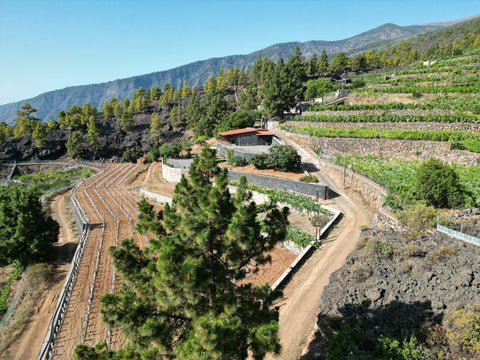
[0,185,59,266]
[416,158,463,208]
[75,147,289,360]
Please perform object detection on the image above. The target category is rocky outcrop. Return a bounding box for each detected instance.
[0,111,186,162]
[302,226,480,359]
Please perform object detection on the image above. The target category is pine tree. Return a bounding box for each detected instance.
[32,123,47,148]
[75,147,288,359]
[186,95,202,129]
[66,131,83,158]
[309,53,318,76]
[150,111,162,141]
[262,59,297,119]
[121,110,134,131]
[87,115,100,156]
[318,49,329,76]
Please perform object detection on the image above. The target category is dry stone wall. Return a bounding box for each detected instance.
[288,132,480,166]
[287,120,480,133]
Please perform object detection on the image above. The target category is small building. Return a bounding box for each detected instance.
[218,128,275,146]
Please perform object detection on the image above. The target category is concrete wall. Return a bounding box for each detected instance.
[227,171,329,199]
[162,162,188,183]
[217,142,270,162]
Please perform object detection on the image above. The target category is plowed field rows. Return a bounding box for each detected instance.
[51,164,147,359]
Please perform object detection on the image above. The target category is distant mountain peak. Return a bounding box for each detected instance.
[0,14,478,123]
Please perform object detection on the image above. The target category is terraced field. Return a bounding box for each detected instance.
[51,164,147,359]
[284,52,480,192]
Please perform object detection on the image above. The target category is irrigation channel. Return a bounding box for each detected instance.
[43,164,148,360]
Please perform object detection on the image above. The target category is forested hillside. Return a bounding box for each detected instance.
[0,15,477,123]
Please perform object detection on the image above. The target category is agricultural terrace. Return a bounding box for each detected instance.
[284,51,480,212]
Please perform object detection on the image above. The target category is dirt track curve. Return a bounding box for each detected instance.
[265,129,375,360]
[51,164,147,359]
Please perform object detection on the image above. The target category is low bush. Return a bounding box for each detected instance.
[249,145,301,172]
[348,263,372,281]
[299,175,318,183]
[428,246,458,265]
[121,147,143,163]
[363,237,395,262]
[225,149,246,167]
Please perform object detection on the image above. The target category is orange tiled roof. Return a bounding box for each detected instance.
[256,130,274,136]
[218,128,258,136]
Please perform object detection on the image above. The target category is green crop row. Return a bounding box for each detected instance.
[307,95,480,113]
[283,125,480,153]
[0,262,24,317]
[360,73,477,84]
[352,83,480,94]
[333,155,480,209]
[15,166,94,182]
[230,181,328,214]
[286,226,315,247]
[295,112,480,123]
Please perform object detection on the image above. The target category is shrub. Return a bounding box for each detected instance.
[428,246,458,265]
[416,158,464,208]
[225,149,246,167]
[195,135,208,144]
[299,175,318,183]
[444,304,480,357]
[363,237,395,262]
[249,153,270,170]
[250,145,301,172]
[121,147,143,163]
[351,79,365,89]
[398,243,423,259]
[348,263,372,281]
[398,204,438,239]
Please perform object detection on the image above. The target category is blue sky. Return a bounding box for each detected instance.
[0,0,478,105]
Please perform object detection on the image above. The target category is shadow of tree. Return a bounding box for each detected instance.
[301,300,442,360]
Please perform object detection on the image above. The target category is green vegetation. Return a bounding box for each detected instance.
[332,155,479,209]
[398,204,438,238]
[15,167,93,182]
[250,145,301,172]
[304,78,336,100]
[121,147,142,163]
[283,125,480,153]
[225,149,246,167]
[233,182,328,214]
[0,261,24,317]
[307,95,480,114]
[0,185,59,266]
[286,226,314,247]
[416,158,463,208]
[323,321,429,360]
[299,175,318,183]
[444,303,480,358]
[294,112,480,123]
[75,148,288,359]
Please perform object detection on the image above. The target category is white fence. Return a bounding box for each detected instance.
[437,224,480,246]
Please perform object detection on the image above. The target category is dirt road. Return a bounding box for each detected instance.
[265,129,375,360]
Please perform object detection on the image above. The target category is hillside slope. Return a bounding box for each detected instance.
[1,17,472,124]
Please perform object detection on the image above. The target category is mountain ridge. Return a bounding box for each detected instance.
[0,14,478,124]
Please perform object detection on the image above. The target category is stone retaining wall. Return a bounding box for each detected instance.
[162,163,188,183]
[227,170,329,199]
[287,120,480,133]
[292,133,479,167]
